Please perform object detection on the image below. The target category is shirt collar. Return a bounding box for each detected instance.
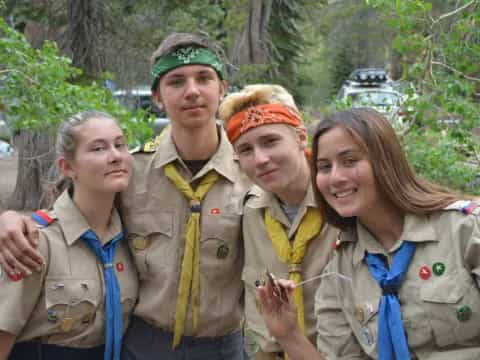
[152,124,237,183]
[53,190,123,246]
[350,213,437,267]
[248,181,316,228]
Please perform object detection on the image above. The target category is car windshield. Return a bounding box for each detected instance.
[348,91,399,107]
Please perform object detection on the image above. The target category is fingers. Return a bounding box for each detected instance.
[0,212,44,275]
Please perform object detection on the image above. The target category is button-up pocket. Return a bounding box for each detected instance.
[126,211,175,277]
[44,279,100,335]
[420,268,480,347]
[201,214,242,284]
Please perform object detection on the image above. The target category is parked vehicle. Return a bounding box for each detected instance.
[113,86,170,135]
[337,68,415,126]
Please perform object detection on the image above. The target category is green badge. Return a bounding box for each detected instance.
[456,305,472,322]
[216,244,229,259]
[432,262,446,276]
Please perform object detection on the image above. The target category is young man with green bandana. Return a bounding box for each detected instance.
[0,33,251,360]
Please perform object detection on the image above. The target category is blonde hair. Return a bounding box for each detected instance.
[219,84,299,128]
[44,111,119,206]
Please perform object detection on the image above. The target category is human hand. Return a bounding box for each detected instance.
[257,278,301,341]
[0,210,44,276]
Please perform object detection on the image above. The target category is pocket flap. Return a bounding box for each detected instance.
[45,279,99,307]
[125,211,173,238]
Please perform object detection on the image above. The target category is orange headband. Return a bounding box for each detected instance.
[226,103,302,143]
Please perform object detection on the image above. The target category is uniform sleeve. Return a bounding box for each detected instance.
[0,232,49,335]
[457,212,480,282]
[315,260,369,360]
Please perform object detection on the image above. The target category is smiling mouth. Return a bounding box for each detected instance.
[334,189,356,198]
[258,169,277,179]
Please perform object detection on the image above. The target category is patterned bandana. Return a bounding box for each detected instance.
[151,46,224,89]
[226,103,303,143]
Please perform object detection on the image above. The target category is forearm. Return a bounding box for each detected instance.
[0,330,16,360]
[277,330,325,360]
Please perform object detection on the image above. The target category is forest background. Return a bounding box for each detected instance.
[0,0,479,210]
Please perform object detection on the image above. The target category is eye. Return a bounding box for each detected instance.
[115,142,127,149]
[92,145,106,152]
[167,78,184,87]
[316,162,331,173]
[343,157,358,167]
[237,146,253,156]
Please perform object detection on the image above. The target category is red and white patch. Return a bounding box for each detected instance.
[7,272,24,282]
[210,208,221,215]
[116,262,124,272]
[419,266,431,280]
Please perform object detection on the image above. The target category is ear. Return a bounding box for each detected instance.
[151,90,163,110]
[58,156,75,180]
[297,128,308,150]
[219,79,228,102]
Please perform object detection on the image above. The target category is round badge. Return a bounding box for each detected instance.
[7,271,24,282]
[131,236,148,250]
[47,309,57,323]
[419,266,431,280]
[456,305,472,322]
[116,262,124,272]
[432,262,445,276]
[216,244,229,259]
[354,306,365,323]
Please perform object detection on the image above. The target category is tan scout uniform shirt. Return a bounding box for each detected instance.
[0,190,138,347]
[242,183,337,354]
[315,206,480,360]
[121,126,251,337]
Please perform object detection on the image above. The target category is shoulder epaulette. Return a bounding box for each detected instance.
[130,134,164,154]
[444,200,480,215]
[31,210,57,227]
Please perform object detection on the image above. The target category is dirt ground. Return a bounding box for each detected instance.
[0,154,18,212]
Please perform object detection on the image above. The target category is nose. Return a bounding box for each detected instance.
[254,148,269,167]
[108,146,122,163]
[329,163,346,184]
[184,78,200,98]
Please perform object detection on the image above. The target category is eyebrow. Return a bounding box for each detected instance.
[316,148,361,160]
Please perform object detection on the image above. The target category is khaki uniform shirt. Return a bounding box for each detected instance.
[0,190,138,347]
[242,183,337,353]
[315,204,480,359]
[121,126,251,337]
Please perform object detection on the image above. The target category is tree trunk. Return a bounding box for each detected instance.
[67,0,105,78]
[231,0,272,65]
[7,130,56,210]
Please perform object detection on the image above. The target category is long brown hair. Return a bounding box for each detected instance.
[311,108,464,230]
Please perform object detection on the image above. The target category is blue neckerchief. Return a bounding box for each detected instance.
[81,229,124,360]
[365,241,416,360]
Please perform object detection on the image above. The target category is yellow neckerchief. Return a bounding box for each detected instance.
[164,162,220,348]
[265,206,322,333]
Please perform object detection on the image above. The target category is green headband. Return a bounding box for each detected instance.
[151,46,224,89]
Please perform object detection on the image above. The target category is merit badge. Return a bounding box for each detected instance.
[47,309,57,323]
[432,262,445,276]
[360,326,374,346]
[116,262,125,272]
[7,271,24,282]
[216,244,229,259]
[456,305,472,322]
[210,208,221,215]
[354,306,365,323]
[419,266,431,280]
[131,235,149,250]
[61,317,74,332]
